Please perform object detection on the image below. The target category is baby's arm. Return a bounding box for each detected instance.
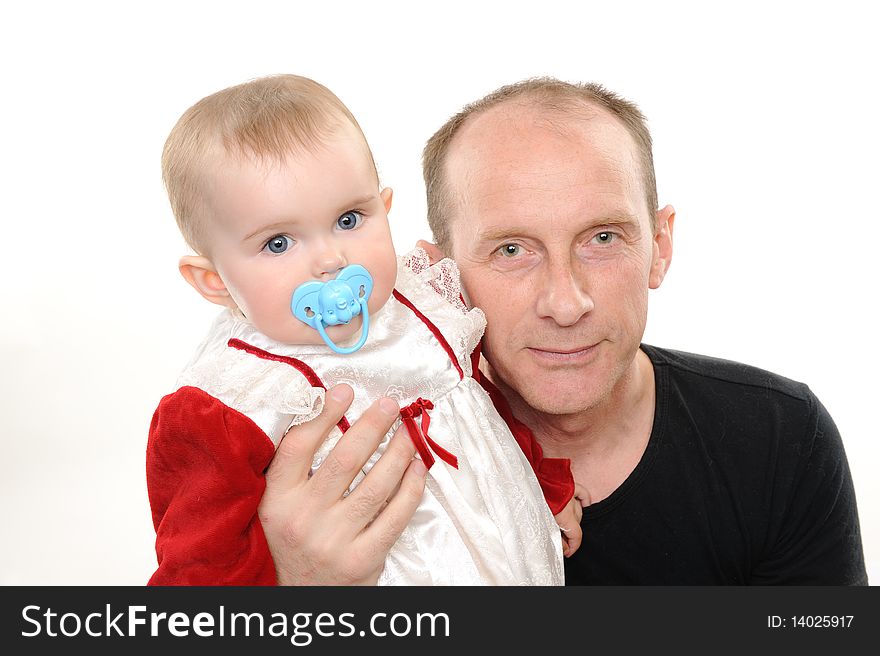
[146,386,277,585]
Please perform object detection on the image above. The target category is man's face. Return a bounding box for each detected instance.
[443,103,673,416]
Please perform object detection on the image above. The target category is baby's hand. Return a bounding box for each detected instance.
[555,484,590,558]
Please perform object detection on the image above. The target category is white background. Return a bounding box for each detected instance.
[1,0,876,585]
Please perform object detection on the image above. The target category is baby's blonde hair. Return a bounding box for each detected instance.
[162,74,377,253]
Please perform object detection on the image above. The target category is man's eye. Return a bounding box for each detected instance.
[498,243,521,257]
[337,211,364,231]
[594,231,615,244]
[264,235,294,254]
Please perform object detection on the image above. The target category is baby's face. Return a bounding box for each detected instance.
[200,124,397,345]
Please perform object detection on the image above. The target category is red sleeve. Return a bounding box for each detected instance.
[471,346,575,516]
[146,386,277,585]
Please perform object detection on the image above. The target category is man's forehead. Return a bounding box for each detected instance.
[453,98,630,150]
[448,104,640,193]
[440,100,648,248]
[446,102,639,187]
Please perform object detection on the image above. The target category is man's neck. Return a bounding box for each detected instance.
[489,348,656,503]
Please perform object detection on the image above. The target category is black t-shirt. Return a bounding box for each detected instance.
[563,345,867,585]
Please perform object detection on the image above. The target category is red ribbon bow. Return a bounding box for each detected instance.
[399,397,459,470]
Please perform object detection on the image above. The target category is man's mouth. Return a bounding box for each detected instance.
[526,343,600,362]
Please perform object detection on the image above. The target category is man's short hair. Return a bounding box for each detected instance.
[422,77,658,252]
[162,74,376,253]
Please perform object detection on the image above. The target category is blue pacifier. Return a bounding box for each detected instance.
[291,264,374,354]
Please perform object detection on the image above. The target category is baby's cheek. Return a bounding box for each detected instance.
[245,285,290,331]
[372,258,399,308]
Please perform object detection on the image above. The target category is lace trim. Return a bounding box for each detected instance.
[176,345,325,420]
[402,248,470,314]
[398,248,486,376]
[227,338,351,433]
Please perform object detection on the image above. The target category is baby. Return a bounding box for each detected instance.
[147,74,580,585]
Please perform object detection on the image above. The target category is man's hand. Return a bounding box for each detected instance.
[258,384,427,585]
[555,484,589,558]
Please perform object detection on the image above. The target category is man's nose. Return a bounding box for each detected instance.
[312,239,347,279]
[535,262,594,327]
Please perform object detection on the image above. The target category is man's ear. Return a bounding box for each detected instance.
[380,187,393,213]
[179,256,236,307]
[649,205,675,289]
[415,240,446,265]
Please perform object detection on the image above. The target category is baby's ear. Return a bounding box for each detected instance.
[380,187,393,213]
[415,240,445,265]
[179,256,236,307]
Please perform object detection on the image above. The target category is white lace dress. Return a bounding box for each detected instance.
[174,249,564,585]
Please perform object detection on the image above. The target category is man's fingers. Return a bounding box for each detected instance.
[562,526,582,557]
[574,482,591,507]
[265,384,354,490]
[568,524,583,555]
[360,457,427,553]
[342,425,418,528]
[308,396,400,502]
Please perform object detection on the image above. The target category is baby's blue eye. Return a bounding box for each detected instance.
[498,244,521,257]
[264,235,293,254]
[337,211,364,231]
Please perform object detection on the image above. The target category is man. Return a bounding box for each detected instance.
[258,78,867,585]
